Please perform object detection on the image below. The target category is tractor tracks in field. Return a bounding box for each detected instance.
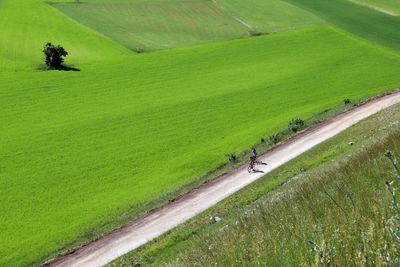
[211,0,255,35]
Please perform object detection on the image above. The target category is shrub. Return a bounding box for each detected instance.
[269,134,279,144]
[288,118,305,133]
[344,99,352,105]
[226,153,238,163]
[43,43,68,69]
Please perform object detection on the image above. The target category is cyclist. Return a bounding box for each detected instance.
[252,148,257,158]
[249,148,267,172]
[248,155,256,172]
[249,153,257,172]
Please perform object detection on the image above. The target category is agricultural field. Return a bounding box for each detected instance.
[0,0,129,71]
[54,0,248,52]
[112,99,400,266]
[286,0,400,52]
[1,0,400,266]
[350,0,400,16]
[213,0,324,33]
[53,0,323,52]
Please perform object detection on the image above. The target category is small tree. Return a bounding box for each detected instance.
[43,43,68,69]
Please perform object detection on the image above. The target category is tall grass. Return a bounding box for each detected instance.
[172,130,400,266]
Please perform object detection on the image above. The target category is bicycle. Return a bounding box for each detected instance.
[248,158,267,173]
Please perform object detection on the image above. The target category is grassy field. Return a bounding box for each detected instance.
[215,0,324,33]
[350,0,400,16]
[285,0,400,52]
[0,0,129,71]
[53,0,323,52]
[2,0,400,266]
[2,25,400,266]
[109,102,400,266]
[166,106,400,266]
[54,0,248,52]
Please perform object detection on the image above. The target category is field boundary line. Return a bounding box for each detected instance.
[44,90,400,267]
[349,0,397,16]
[211,0,254,33]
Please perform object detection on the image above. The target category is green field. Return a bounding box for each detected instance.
[114,100,400,267]
[286,0,400,52]
[109,98,400,267]
[350,0,400,16]
[54,0,323,52]
[215,0,323,33]
[54,0,248,52]
[0,0,129,71]
[2,0,400,266]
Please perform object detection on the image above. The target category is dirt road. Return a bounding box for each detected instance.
[46,91,400,267]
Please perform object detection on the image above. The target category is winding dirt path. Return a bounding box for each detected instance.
[45,91,400,267]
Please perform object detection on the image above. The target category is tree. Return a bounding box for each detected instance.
[43,43,68,69]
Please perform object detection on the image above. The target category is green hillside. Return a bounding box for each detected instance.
[215,0,324,33]
[2,25,400,265]
[113,101,400,267]
[54,0,248,52]
[1,0,400,266]
[286,0,400,52]
[350,0,400,15]
[53,0,323,52]
[0,0,129,71]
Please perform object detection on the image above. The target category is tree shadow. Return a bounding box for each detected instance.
[57,65,80,72]
[38,64,81,72]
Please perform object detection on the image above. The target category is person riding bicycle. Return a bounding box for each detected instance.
[248,155,256,172]
[249,152,257,171]
[252,148,257,158]
[248,148,267,172]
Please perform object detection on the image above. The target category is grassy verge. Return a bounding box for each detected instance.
[109,102,400,266]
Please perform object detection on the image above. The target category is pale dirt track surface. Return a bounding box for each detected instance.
[45,91,400,267]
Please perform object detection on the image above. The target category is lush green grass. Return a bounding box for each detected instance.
[285,0,400,52]
[54,0,249,52]
[109,102,400,266]
[167,108,400,266]
[2,25,400,266]
[2,0,400,265]
[0,0,129,71]
[350,0,400,16]
[53,0,323,52]
[215,0,324,33]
